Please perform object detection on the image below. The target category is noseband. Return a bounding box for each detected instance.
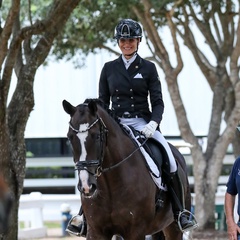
[69,116,108,177]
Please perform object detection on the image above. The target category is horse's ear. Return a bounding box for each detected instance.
[62,100,76,116]
[88,100,98,116]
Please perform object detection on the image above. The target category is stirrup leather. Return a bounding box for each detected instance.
[177,209,198,233]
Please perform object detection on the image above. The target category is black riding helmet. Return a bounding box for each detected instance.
[114,19,142,41]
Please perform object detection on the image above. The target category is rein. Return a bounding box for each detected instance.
[98,138,148,175]
[70,116,148,177]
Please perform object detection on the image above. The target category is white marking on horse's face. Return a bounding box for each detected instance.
[79,170,90,193]
[77,123,90,192]
[77,123,89,162]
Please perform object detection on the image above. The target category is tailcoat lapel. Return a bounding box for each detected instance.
[115,56,130,80]
[127,55,143,78]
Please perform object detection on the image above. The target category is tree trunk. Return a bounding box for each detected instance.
[192,150,216,229]
[232,130,240,158]
[0,1,80,239]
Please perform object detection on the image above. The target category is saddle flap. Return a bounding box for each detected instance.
[121,125,170,178]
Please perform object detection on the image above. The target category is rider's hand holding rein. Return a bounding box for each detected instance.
[142,120,158,138]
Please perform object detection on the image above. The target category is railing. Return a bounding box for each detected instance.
[19,192,47,239]
[19,192,81,239]
[24,153,235,193]
[24,157,78,193]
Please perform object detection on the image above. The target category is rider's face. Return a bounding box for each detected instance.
[118,38,139,59]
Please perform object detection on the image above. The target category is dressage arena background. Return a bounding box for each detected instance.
[21,225,228,240]
[20,225,228,240]
[11,31,232,239]
[18,192,230,240]
[40,229,228,240]
[20,60,233,239]
[18,154,236,239]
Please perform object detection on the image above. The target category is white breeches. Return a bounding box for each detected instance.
[120,117,177,173]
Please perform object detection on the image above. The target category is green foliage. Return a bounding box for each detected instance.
[50,0,142,65]
[1,0,52,25]
[1,0,235,66]
[47,0,173,65]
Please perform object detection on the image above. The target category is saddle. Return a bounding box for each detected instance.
[122,126,169,173]
[121,125,172,210]
[138,135,170,177]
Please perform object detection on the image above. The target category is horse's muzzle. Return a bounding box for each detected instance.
[79,183,97,198]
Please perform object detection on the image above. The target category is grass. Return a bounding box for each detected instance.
[19,221,61,229]
[44,221,61,228]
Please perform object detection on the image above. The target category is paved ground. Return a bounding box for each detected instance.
[35,228,84,240]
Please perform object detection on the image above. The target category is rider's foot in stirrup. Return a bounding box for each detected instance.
[65,215,87,237]
[177,210,198,232]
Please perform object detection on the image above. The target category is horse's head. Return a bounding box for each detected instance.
[0,175,13,234]
[62,99,108,198]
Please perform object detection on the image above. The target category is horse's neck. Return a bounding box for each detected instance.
[102,115,140,164]
[104,129,139,168]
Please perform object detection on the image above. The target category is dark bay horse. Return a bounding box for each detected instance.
[62,99,192,240]
[0,174,12,234]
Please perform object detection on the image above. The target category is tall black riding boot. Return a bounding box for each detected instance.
[169,171,198,232]
[66,207,87,237]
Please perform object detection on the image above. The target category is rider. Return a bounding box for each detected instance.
[66,19,197,237]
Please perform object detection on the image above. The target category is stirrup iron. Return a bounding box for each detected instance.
[65,215,85,237]
[177,209,198,233]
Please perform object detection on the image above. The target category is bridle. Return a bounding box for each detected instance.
[69,115,148,178]
[69,116,108,177]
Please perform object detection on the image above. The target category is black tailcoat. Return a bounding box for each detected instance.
[99,54,164,124]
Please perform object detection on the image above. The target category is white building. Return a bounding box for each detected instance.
[22,41,212,139]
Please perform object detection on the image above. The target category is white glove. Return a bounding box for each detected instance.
[141,121,158,138]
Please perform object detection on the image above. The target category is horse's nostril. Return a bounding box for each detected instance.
[81,184,97,197]
[90,184,96,193]
[83,187,89,194]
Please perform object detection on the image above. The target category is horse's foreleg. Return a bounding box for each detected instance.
[163,222,183,240]
[86,231,112,240]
